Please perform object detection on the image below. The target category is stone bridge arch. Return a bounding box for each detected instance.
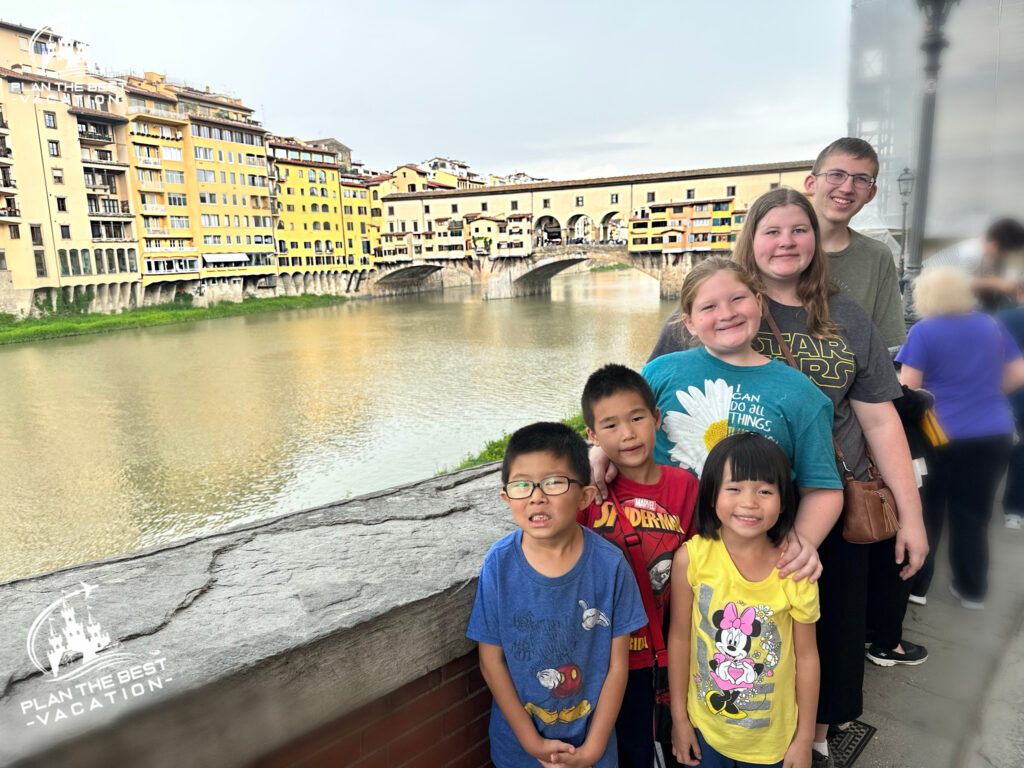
[599,211,626,244]
[534,215,562,246]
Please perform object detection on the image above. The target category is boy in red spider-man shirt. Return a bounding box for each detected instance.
[580,364,699,767]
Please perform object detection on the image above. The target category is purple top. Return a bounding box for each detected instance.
[896,312,1021,439]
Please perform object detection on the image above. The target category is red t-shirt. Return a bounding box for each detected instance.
[578,465,698,669]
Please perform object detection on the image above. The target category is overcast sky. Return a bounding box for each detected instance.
[7,0,851,179]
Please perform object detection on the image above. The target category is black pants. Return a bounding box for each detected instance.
[1003,414,1024,513]
[617,667,684,768]
[816,524,868,725]
[865,543,914,649]
[912,435,1012,601]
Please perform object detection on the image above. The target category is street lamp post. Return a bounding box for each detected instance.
[903,0,959,324]
[897,167,915,283]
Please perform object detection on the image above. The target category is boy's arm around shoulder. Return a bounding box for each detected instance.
[477,642,575,764]
[667,543,701,766]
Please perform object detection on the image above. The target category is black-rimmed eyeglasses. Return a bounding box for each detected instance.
[504,475,582,499]
[815,169,875,190]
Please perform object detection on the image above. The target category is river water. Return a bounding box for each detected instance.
[0,270,675,582]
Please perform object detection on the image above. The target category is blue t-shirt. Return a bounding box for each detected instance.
[896,312,1021,439]
[467,526,647,768]
[641,347,841,488]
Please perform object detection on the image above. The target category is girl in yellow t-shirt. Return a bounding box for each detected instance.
[667,432,820,768]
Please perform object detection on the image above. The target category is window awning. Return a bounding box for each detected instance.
[202,253,250,265]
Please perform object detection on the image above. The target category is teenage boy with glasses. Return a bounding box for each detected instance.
[804,137,906,348]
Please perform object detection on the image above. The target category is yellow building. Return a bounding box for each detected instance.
[0,20,141,316]
[629,197,738,256]
[123,72,276,305]
[267,136,343,274]
[339,175,376,269]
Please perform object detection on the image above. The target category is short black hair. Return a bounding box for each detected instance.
[694,432,797,545]
[985,218,1024,253]
[501,422,591,486]
[581,363,658,430]
[812,137,879,177]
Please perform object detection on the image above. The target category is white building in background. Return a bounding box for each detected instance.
[848,0,1024,242]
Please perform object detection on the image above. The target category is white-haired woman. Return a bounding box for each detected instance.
[898,267,1024,608]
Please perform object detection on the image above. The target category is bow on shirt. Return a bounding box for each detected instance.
[721,602,756,634]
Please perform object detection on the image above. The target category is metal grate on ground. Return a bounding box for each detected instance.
[828,719,877,767]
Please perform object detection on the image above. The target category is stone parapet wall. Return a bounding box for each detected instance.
[0,464,510,768]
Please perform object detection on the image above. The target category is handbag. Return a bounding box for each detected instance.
[607,488,674,744]
[763,309,901,544]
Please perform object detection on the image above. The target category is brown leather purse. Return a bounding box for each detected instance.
[764,309,900,544]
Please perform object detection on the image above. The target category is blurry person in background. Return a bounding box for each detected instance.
[926,218,1024,313]
[999,278,1024,529]
[896,268,1024,610]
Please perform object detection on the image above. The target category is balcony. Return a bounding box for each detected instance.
[245,157,267,167]
[0,176,15,190]
[91,236,136,243]
[83,157,129,168]
[88,205,134,219]
[0,118,8,132]
[138,179,164,190]
[145,228,170,236]
[143,203,167,214]
[138,156,162,168]
[0,206,20,219]
[127,104,188,123]
[0,146,12,162]
[78,130,114,144]
[144,244,197,253]
[85,180,117,193]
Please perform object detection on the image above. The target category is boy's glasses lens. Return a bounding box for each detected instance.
[505,476,573,499]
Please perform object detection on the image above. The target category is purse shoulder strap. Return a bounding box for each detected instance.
[608,487,667,665]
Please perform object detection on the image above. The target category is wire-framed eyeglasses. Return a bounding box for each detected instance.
[815,169,875,190]
[504,475,582,499]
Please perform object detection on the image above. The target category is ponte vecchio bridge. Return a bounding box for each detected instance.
[372,160,812,300]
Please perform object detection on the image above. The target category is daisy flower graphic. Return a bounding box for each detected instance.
[756,604,774,621]
[662,378,734,475]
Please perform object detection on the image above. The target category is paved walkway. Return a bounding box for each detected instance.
[856,507,1024,767]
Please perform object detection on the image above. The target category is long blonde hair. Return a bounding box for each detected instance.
[732,188,839,338]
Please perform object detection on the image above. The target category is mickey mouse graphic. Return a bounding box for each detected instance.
[706,601,764,719]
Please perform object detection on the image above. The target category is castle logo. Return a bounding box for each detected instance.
[28,24,91,79]
[21,581,172,727]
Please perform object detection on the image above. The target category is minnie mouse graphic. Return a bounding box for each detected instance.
[706,601,764,719]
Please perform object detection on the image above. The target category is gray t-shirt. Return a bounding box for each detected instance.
[754,294,902,480]
[827,229,906,347]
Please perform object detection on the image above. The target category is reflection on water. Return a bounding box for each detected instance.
[0,270,675,581]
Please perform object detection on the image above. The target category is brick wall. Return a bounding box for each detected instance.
[253,650,493,768]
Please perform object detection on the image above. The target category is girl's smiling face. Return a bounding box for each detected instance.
[751,204,817,289]
[681,271,763,360]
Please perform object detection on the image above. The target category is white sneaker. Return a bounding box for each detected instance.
[908,593,927,606]
[950,584,985,610]
[1005,513,1023,530]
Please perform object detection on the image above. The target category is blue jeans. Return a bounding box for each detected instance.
[693,729,784,768]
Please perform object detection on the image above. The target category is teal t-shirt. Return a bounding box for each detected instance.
[641,347,841,489]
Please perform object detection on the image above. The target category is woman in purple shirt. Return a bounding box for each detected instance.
[898,267,1024,608]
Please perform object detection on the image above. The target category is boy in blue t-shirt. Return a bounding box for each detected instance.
[467,422,647,767]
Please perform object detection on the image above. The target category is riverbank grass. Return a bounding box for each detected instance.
[589,262,630,273]
[0,294,350,345]
[446,413,587,473]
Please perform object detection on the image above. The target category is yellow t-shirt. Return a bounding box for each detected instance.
[686,535,820,764]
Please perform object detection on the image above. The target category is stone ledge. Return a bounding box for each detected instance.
[0,464,511,768]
